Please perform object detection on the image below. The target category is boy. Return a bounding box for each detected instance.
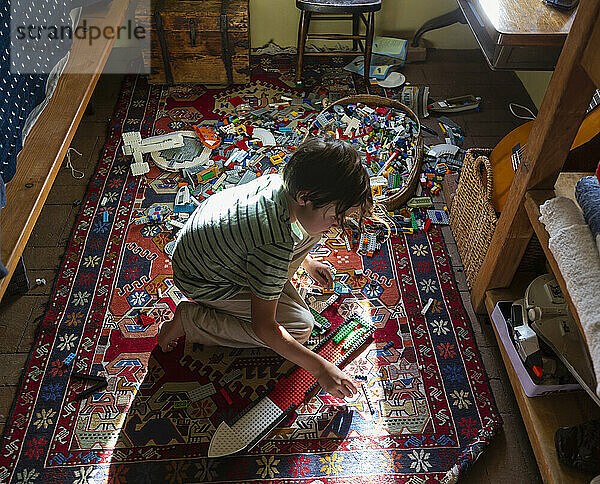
[158,136,373,399]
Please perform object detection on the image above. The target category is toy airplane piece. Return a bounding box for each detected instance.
[427,143,460,158]
[151,131,212,172]
[174,184,195,214]
[121,131,184,176]
[208,314,375,458]
[193,125,221,149]
[428,95,481,113]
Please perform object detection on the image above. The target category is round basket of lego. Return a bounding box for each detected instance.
[304,94,423,210]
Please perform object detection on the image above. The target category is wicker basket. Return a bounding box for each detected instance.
[449,148,497,289]
[303,94,423,210]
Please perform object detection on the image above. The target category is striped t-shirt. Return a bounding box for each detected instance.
[172,174,301,301]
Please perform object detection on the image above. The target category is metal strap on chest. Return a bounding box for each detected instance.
[220,0,234,85]
[154,0,174,84]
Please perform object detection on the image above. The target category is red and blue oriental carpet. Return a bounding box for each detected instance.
[0,58,501,484]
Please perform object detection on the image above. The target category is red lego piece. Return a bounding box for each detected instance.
[219,387,233,405]
[229,96,245,107]
[268,318,374,411]
[319,394,346,406]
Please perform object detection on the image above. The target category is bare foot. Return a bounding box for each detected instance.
[158,304,186,352]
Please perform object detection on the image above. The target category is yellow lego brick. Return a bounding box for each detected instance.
[270,154,284,165]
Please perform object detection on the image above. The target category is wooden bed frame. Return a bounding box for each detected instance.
[0,0,129,300]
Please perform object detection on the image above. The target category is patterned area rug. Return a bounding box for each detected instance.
[0,58,501,484]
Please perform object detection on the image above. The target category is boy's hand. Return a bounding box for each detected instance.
[303,257,334,288]
[314,362,358,399]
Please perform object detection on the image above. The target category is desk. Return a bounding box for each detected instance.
[413,0,576,70]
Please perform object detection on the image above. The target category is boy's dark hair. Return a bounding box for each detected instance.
[282,136,372,229]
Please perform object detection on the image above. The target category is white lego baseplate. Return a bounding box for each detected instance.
[208,397,284,457]
[189,382,216,402]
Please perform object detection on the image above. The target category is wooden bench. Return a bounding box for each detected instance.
[0,0,129,300]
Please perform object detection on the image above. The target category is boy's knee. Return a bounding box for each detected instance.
[293,309,315,344]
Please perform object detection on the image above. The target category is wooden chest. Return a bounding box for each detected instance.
[143,0,250,85]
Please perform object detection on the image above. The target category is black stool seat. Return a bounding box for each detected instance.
[296,0,382,13]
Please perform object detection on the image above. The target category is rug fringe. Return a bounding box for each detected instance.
[441,465,460,484]
[251,40,353,55]
[442,420,503,483]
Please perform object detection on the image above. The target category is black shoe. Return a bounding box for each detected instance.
[555,418,600,474]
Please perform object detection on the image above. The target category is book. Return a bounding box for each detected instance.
[372,36,408,65]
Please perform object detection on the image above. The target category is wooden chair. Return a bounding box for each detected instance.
[295,0,382,84]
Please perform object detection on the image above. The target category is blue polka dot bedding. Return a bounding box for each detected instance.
[0,0,84,184]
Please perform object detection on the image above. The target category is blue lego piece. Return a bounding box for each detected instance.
[333,282,351,294]
[174,203,195,214]
[63,352,76,366]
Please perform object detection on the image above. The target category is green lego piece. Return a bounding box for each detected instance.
[407,196,434,208]
[343,326,370,350]
[410,211,418,230]
[310,308,331,336]
[333,318,360,343]
[394,173,403,188]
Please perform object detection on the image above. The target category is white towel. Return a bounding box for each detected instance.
[539,196,587,233]
[540,199,600,396]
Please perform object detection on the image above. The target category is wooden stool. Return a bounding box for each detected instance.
[295,0,382,84]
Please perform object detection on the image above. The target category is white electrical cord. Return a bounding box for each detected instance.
[65,147,85,179]
[509,102,536,121]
